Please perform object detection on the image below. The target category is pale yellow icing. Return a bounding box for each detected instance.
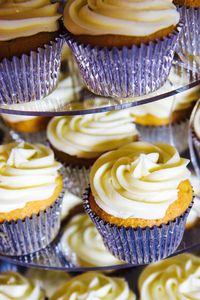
[90,142,190,220]
[0,142,62,212]
[51,272,135,300]
[0,0,61,41]
[61,213,122,267]
[0,272,44,300]
[64,0,180,36]
[139,253,200,300]
[47,110,138,159]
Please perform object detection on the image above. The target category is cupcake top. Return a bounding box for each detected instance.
[64,0,179,36]
[0,142,62,212]
[26,269,70,298]
[139,253,200,300]
[61,213,122,267]
[90,142,190,220]
[0,0,61,41]
[194,107,200,140]
[51,272,135,300]
[47,111,138,159]
[0,271,45,300]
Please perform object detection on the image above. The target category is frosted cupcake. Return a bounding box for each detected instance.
[0,0,64,104]
[51,272,135,300]
[61,213,122,267]
[139,253,200,300]
[47,110,139,167]
[84,142,193,264]
[0,142,64,256]
[186,172,200,229]
[174,0,200,70]
[64,0,181,98]
[0,272,45,299]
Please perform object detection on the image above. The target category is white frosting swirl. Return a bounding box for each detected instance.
[0,0,61,41]
[139,253,200,300]
[64,0,179,36]
[194,107,200,140]
[27,269,70,298]
[0,272,44,300]
[90,142,190,220]
[61,213,122,267]
[0,142,62,212]
[47,110,138,158]
[51,272,135,300]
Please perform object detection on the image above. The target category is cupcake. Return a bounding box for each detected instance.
[64,0,181,98]
[0,0,64,104]
[51,272,136,300]
[139,253,200,300]
[0,271,45,299]
[61,213,122,267]
[174,0,200,71]
[84,142,193,264]
[47,110,139,167]
[186,172,200,229]
[0,142,64,256]
[26,269,70,298]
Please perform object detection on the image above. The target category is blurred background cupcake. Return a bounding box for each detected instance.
[186,171,200,229]
[64,0,181,98]
[0,0,64,104]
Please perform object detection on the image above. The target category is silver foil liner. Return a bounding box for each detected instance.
[65,25,181,98]
[83,187,193,265]
[0,35,64,104]
[0,184,65,256]
[136,119,189,154]
[176,6,200,71]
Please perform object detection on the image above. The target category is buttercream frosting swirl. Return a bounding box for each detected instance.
[0,142,62,212]
[194,107,200,140]
[90,142,190,219]
[64,0,179,36]
[139,253,200,300]
[47,111,138,158]
[61,213,122,267]
[0,0,61,41]
[0,272,44,300]
[51,272,135,300]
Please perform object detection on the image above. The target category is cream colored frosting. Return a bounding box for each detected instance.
[51,272,135,300]
[90,142,190,220]
[61,190,82,221]
[139,253,200,300]
[0,272,44,300]
[26,269,70,298]
[47,110,138,159]
[61,213,122,267]
[186,173,200,227]
[0,142,62,212]
[1,114,38,123]
[64,0,179,36]
[194,107,200,140]
[0,0,61,41]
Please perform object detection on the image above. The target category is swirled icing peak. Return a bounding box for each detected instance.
[0,0,61,41]
[64,0,180,36]
[47,111,138,158]
[0,272,44,300]
[139,253,200,300]
[51,272,135,300]
[0,142,62,212]
[61,213,122,267]
[90,142,190,220]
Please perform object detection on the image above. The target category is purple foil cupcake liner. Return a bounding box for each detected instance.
[136,119,189,154]
[83,188,193,265]
[0,182,65,256]
[65,25,182,98]
[176,6,200,71]
[0,35,64,104]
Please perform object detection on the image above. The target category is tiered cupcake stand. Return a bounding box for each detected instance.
[0,46,200,296]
